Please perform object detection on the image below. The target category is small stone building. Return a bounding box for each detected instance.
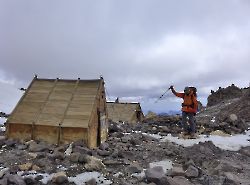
[6,76,108,148]
[107,101,144,124]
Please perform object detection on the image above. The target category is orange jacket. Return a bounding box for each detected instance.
[173,91,198,113]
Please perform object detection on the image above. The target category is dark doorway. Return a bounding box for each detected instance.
[97,109,101,146]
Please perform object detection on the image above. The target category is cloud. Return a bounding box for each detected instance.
[0,0,250,113]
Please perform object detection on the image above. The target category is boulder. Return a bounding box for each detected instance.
[99,142,109,150]
[69,152,80,163]
[185,165,199,178]
[145,166,165,184]
[52,171,68,184]
[18,162,33,171]
[0,168,9,178]
[84,156,105,171]
[24,177,36,185]
[28,141,50,152]
[169,165,185,176]
[85,178,97,185]
[162,176,194,185]
[4,174,26,185]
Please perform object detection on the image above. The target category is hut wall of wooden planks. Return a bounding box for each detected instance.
[6,76,108,148]
[107,102,144,124]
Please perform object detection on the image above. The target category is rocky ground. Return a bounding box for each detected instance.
[0,85,250,185]
[0,120,250,185]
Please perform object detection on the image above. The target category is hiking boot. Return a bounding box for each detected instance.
[182,131,189,135]
[189,133,196,138]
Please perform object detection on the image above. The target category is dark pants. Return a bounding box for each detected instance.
[182,111,196,134]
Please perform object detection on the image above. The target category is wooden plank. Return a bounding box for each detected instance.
[8,112,38,124]
[62,119,89,128]
[24,92,49,102]
[49,91,72,101]
[8,123,32,141]
[36,113,63,126]
[33,125,58,144]
[14,102,43,114]
[60,127,88,145]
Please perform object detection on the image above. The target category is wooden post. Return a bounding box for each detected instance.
[57,123,62,145]
[31,122,35,140]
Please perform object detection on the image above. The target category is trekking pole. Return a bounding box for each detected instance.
[154,88,171,103]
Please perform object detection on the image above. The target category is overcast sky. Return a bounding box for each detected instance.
[0,0,250,115]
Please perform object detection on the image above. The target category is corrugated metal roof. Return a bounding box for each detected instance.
[107,102,142,123]
[8,78,101,128]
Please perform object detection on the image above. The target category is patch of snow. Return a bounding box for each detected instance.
[18,171,52,184]
[211,117,216,123]
[0,118,6,126]
[64,143,73,156]
[149,159,173,173]
[131,171,145,178]
[0,126,6,132]
[18,171,112,185]
[113,172,124,178]
[57,165,67,171]
[68,172,112,185]
[144,130,250,151]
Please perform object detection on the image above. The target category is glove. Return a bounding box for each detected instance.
[169,85,174,90]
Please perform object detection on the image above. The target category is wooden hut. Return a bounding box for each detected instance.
[107,101,144,124]
[6,76,108,148]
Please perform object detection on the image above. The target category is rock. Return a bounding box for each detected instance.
[48,151,65,160]
[99,142,109,150]
[32,165,41,171]
[18,162,33,171]
[84,156,105,171]
[162,176,194,185]
[4,174,26,185]
[17,144,28,150]
[0,138,5,147]
[85,178,97,185]
[229,114,238,122]
[203,175,225,185]
[73,145,92,155]
[109,122,124,133]
[185,165,199,178]
[161,126,170,133]
[121,135,131,143]
[125,164,143,174]
[52,171,68,184]
[169,165,185,176]
[24,177,36,185]
[28,152,38,159]
[97,149,111,157]
[4,139,16,147]
[103,159,124,165]
[130,137,141,145]
[0,168,9,178]
[145,166,165,184]
[223,172,241,185]
[69,152,80,163]
[28,141,49,152]
[239,146,250,157]
[78,154,89,164]
[0,178,7,185]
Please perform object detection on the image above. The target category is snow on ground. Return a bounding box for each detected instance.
[0,125,6,132]
[18,171,112,185]
[149,159,173,173]
[0,118,6,125]
[132,159,173,178]
[68,172,112,185]
[145,130,250,151]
